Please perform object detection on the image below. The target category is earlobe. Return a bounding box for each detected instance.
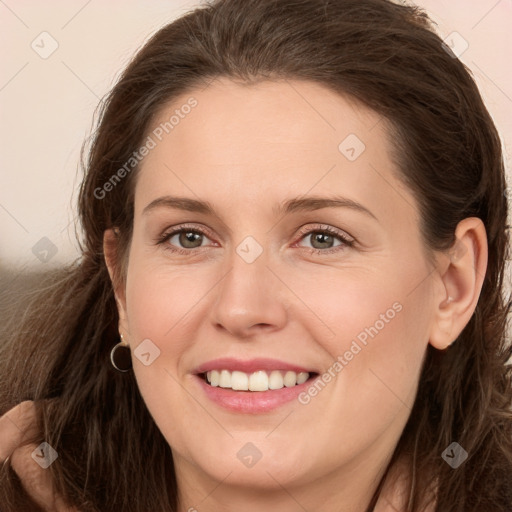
[428,218,488,351]
[430,297,455,350]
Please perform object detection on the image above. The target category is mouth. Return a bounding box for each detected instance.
[198,369,319,392]
[194,367,320,413]
[192,357,321,412]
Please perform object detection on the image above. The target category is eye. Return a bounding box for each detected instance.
[294,224,355,255]
[155,224,215,255]
[155,223,355,256]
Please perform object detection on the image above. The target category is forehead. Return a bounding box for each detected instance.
[134,78,416,229]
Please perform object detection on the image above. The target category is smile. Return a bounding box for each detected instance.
[202,369,310,391]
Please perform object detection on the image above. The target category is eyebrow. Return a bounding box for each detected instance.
[142,195,378,221]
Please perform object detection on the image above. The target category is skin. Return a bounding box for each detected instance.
[105,78,487,512]
[0,77,486,511]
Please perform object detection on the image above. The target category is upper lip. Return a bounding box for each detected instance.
[193,357,317,375]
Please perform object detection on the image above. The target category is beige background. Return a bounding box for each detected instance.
[0,0,511,273]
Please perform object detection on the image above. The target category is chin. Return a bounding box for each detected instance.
[179,435,312,488]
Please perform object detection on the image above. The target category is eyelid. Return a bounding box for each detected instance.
[295,223,354,243]
[155,222,355,254]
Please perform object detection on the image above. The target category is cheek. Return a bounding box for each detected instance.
[123,259,218,453]
[124,258,207,345]
[299,270,431,450]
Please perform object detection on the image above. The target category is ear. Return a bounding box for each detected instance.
[103,228,130,340]
[429,217,488,350]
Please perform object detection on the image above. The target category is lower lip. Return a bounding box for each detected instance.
[194,374,316,413]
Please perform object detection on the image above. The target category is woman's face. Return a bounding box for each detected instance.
[114,78,443,502]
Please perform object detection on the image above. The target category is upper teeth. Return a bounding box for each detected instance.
[206,369,309,391]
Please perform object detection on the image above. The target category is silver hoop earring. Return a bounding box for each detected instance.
[110,334,132,372]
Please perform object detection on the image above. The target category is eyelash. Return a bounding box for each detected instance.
[155,223,355,256]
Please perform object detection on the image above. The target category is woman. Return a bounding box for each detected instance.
[1,0,511,510]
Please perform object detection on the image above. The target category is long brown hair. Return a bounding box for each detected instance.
[1,0,511,510]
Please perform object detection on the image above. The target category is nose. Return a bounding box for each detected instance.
[209,250,289,340]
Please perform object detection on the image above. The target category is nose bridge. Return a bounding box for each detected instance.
[210,234,288,336]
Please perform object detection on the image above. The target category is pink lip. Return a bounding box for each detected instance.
[194,374,317,414]
[193,357,315,375]
[192,358,318,414]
